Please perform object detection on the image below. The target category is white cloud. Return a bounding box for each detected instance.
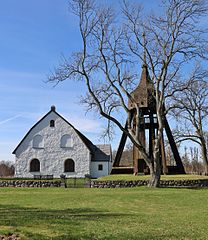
[0,115,22,126]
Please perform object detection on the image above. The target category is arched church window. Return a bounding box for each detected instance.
[33,135,44,148]
[30,159,40,172]
[64,159,75,172]
[60,134,73,148]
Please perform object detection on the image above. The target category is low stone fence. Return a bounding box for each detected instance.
[1,179,208,188]
[0,180,61,188]
[91,179,208,188]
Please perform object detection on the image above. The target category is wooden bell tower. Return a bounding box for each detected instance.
[112,62,185,175]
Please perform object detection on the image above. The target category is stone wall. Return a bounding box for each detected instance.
[0,180,61,187]
[91,179,208,188]
[1,179,208,188]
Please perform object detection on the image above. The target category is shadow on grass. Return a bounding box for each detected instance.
[21,232,105,240]
[0,205,126,223]
[0,205,130,239]
[27,232,190,240]
[0,205,189,240]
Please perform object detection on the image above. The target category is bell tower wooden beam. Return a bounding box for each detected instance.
[113,122,128,167]
[164,117,185,174]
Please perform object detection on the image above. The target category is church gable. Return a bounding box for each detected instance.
[13,106,112,178]
[13,106,91,156]
[13,106,92,178]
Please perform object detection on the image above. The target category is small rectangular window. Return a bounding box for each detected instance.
[98,164,103,171]
[50,120,55,127]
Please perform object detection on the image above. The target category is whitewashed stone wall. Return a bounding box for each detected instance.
[15,111,91,178]
[90,161,112,178]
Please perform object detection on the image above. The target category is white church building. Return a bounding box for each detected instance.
[13,106,112,179]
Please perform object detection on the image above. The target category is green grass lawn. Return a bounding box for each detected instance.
[97,174,208,181]
[0,187,208,239]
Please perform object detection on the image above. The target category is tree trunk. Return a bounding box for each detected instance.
[148,109,163,187]
[148,156,161,187]
[201,139,208,175]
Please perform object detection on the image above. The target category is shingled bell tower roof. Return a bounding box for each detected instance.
[129,63,154,109]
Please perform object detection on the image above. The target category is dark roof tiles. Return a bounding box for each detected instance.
[92,144,111,162]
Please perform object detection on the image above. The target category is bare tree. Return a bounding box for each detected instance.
[0,161,15,177]
[171,67,208,174]
[49,0,208,187]
[190,147,204,174]
[181,146,191,173]
[180,146,204,174]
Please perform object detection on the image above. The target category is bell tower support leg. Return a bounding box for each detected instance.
[164,117,185,174]
[135,115,146,174]
[149,111,155,159]
[113,122,128,168]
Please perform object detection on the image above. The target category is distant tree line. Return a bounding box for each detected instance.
[0,161,15,177]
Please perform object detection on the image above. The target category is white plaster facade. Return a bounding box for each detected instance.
[13,106,112,178]
[90,161,111,178]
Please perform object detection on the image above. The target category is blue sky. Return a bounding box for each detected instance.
[0,0,192,162]
[0,0,103,161]
[0,0,161,162]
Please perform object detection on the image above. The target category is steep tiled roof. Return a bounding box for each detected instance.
[92,144,112,162]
